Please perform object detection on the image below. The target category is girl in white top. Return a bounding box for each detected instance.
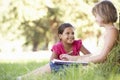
[60,0,119,63]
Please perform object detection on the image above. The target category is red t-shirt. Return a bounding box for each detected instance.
[51,40,82,59]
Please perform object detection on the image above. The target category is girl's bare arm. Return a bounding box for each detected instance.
[50,52,58,61]
[77,28,118,63]
[80,45,91,55]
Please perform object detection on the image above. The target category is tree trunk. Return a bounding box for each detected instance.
[32,41,39,51]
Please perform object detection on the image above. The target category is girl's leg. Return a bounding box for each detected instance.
[17,63,51,80]
[29,63,51,75]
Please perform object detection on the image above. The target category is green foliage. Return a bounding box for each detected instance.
[0,0,120,51]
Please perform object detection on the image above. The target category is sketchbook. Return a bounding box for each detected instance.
[51,59,88,65]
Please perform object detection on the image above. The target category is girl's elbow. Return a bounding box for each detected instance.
[91,54,107,63]
[97,56,107,63]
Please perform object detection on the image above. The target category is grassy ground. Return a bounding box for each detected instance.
[0,61,48,80]
[0,43,120,80]
[0,60,120,80]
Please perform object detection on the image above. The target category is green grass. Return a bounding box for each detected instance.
[0,61,48,80]
[0,59,120,80]
[22,63,120,80]
[0,62,120,80]
[0,42,120,80]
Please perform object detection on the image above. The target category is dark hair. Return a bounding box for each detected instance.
[92,0,117,23]
[58,23,74,34]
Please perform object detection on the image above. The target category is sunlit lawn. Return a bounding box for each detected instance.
[0,45,120,80]
[1,61,120,80]
[0,51,50,80]
[1,59,120,80]
[0,61,48,80]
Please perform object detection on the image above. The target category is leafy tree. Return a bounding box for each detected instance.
[0,0,119,52]
[20,1,63,51]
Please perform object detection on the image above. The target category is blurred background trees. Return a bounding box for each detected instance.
[0,0,119,52]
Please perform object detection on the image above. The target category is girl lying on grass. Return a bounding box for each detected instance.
[17,23,91,80]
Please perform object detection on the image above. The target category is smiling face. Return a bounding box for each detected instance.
[59,27,75,44]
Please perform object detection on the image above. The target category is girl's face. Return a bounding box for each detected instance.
[95,14,104,27]
[59,27,75,44]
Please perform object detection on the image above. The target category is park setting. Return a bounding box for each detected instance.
[0,0,120,80]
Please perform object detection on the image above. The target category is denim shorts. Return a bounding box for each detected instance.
[49,62,79,72]
[50,62,70,72]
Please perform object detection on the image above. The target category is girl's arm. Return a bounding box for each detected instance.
[50,52,58,61]
[59,45,91,61]
[77,28,118,63]
[80,45,91,55]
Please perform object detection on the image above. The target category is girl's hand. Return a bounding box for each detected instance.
[60,54,72,61]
